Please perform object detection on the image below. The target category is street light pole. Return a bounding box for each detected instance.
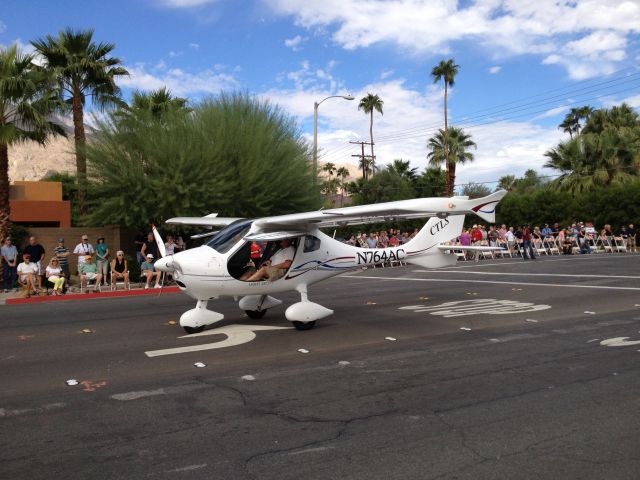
[313,94,355,179]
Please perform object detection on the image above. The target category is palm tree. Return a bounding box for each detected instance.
[431,59,459,133]
[129,87,189,117]
[358,155,374,180]
[32,28,129,216]
[431,58,460,194]
[358,93,384,176]
[0,45,65,239]
[560,105,595,139]
[496,174,517,191]
[321,162,336,177]
[387,159,418,182]
[427,127,476,195]
[336,166,350,206]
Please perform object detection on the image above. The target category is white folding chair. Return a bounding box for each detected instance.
[546,237,560,255]
[614,237,627,253]
[534,238,547,256]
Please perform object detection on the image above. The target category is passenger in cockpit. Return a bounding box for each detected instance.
[243,239,295,282]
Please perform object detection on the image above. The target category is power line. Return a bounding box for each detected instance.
[317,68,640,163]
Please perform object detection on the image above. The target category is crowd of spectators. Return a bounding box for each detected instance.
[1,231,185,296]
[342,221,637,261]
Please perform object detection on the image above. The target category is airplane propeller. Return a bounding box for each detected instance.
[152,224,169,296]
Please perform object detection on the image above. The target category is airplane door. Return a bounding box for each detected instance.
[302,235,325,269]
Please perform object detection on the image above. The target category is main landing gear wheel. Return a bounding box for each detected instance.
[245,309,267,319]
[292,320,316,331]
[183,325,206,334]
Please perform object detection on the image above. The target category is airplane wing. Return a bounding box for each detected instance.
[166,216,243,228]
[437,245,505,251]
[250,190,507,233]
[163,190,507,237]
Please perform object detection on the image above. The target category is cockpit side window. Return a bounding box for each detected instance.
[205,219,253,254]
[303,235,321,253]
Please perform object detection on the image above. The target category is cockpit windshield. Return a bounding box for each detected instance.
[205,219,253,254]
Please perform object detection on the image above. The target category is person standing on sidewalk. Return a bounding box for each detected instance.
[95,237,110,286]
[53,238,70,285]
[1,236,18,292]
[23,236,45,290]
[521,224,536,260]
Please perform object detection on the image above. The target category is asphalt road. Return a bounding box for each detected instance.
[2,253,640,479]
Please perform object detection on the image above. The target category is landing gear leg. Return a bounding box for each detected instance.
[285,286,333,331]
[180,299,224,334]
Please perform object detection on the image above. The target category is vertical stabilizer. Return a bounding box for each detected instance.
[403,215,465,268]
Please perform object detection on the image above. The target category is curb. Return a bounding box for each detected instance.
[4,286,182,305]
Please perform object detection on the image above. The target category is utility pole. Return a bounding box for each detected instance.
[350,140,374,180]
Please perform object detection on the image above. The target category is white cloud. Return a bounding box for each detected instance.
[0,20,6,34]
[284,34,305,51]
[168,50,183,57]
[488,66,501,74]
[535,105,569,120]
[119,62,238,96]
[262,67,564,186]
[188,42,200,49]
[265,0,640,79]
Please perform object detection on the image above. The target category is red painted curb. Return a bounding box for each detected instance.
[5,286,182,305]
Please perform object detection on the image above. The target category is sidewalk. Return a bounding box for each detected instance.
[0,283,181,305]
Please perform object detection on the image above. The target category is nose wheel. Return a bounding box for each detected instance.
[292,321,315,331]
[183,325,206,334]
[245,309,267,319]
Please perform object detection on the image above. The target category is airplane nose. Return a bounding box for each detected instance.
[154,256,176,272]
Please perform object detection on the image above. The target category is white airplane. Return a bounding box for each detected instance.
[153,190,507,334]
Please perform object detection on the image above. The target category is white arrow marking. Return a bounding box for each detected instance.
[145,324,292,357]
[600,337,640,347]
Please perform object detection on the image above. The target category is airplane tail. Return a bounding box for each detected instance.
[463,190,506,224]
[403,215,465,268]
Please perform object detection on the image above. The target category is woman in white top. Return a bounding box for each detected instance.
[45,257,65,294]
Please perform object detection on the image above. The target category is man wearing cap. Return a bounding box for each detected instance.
[141,253,161,289]
[54,238,70,285]
[74,234,95,268]
[2,236,18,293]
[23,236,45,290]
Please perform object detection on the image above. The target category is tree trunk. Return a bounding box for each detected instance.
[444,82,451,195]
[0,143,10,240]
[448,161,456,197]
[369,110,375,177]
[72,91,87,217]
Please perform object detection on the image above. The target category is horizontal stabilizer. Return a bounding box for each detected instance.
[438,245,505,252]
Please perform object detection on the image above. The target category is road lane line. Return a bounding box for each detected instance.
[414,270,640,279]
[343,275,640,291]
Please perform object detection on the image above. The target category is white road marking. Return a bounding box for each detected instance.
[145,324,292,358]
[400,299,550,317]
[345,275,640,291]
[600,337,640,347]
[432,253,640,269]
[241,375,256,381]
[415,270,640,280]
[168,464,207,472]
[288,447,334,456]
[111,384,208,401]
[0,402,66,418]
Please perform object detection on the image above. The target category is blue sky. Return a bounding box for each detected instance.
[2,0,640,188]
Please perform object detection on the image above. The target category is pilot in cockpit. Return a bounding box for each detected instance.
[242,238,295,282]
